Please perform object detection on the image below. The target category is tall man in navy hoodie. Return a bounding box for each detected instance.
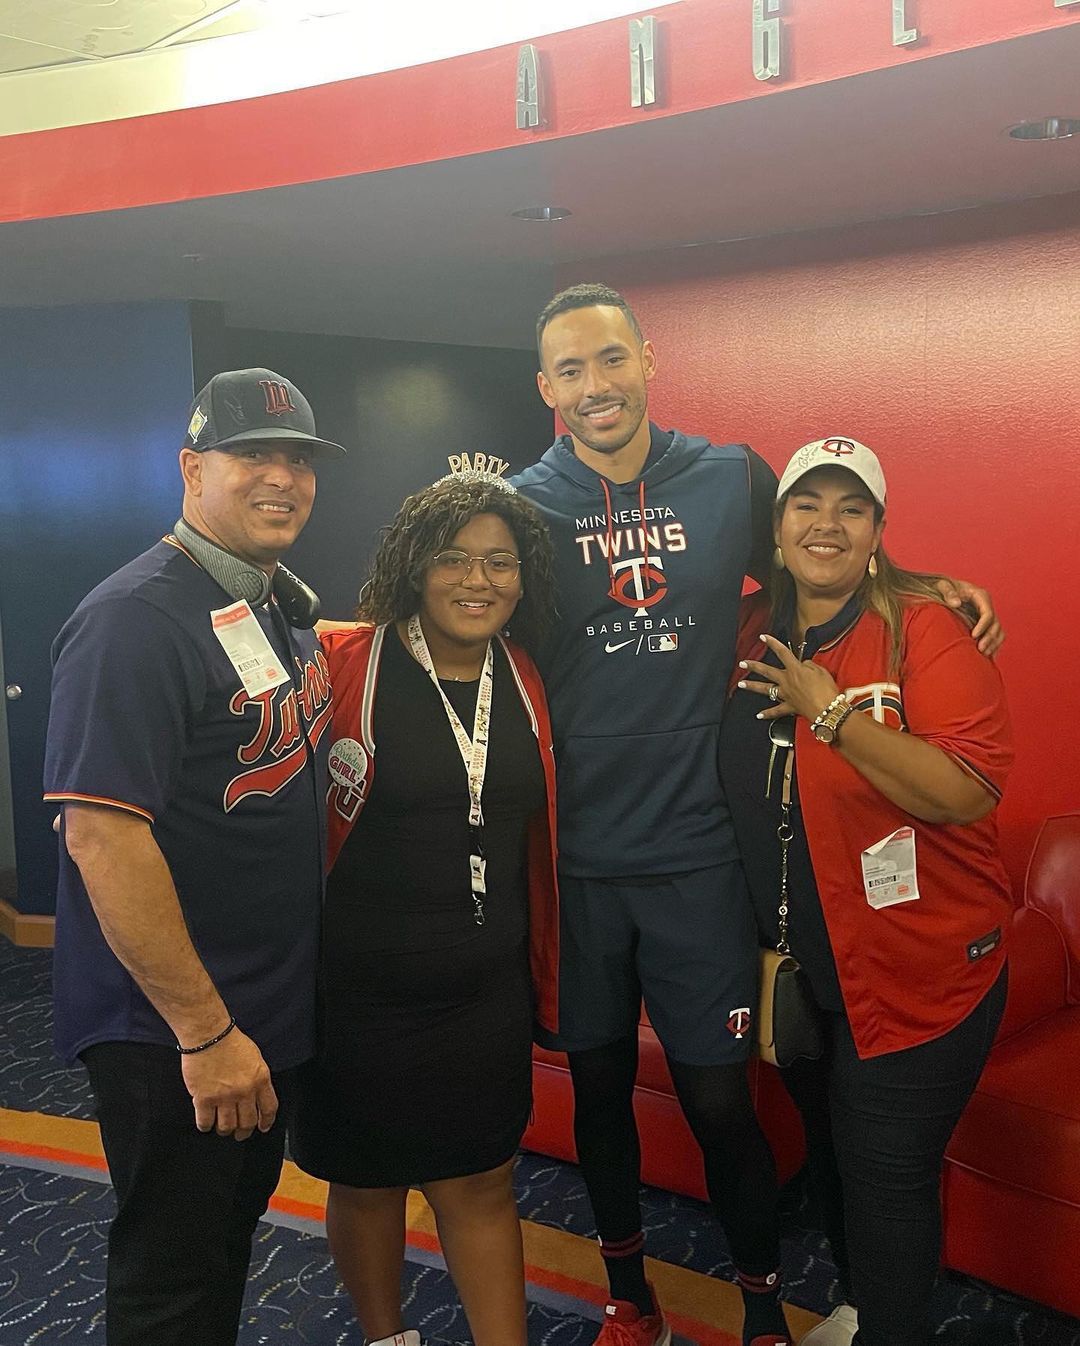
[512,284,789,1346]
[511,284,1000,1346]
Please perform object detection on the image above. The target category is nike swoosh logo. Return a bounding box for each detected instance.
[604,639,634,653]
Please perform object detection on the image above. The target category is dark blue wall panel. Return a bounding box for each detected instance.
[0,302,194,915]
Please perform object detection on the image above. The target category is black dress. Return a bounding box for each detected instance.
[291,630,545,1186]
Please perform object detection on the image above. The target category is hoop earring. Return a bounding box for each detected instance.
[868,553,879,579]
[772,546,785,571]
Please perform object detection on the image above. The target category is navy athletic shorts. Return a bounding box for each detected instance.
[536,861,759,1066]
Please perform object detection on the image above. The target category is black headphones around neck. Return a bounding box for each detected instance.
[172,518,322,629]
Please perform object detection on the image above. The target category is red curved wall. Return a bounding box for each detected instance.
[1,0,1072,223]
[561,191,1080,891]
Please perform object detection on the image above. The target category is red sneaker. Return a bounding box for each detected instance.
[593,1292,672,1346]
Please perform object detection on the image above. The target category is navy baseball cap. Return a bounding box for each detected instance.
[183,368,346,458]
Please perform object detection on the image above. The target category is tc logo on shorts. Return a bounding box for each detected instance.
[727,1007,752,1039]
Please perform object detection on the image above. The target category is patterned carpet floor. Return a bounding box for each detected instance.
[2,941,1078,1345]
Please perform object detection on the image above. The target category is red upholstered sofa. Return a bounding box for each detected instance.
[941,813,1080,1320]
[523,813,1080,1321]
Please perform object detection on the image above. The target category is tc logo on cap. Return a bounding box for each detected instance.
[822,438,856,456]
[260,380,297,417]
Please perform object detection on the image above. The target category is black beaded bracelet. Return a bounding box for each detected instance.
[177,1016,236,1055]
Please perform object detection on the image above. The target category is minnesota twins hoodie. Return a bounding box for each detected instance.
[512,425,776,878]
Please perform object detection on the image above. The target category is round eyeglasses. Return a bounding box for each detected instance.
[430,550,521,586]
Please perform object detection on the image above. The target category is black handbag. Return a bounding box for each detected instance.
[755,723,824,1068]
[757,948,824,1068]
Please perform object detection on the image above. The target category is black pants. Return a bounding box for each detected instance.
[82,1042,294,1346]
[781,967,1007,1346]
[568,1033,782,1276]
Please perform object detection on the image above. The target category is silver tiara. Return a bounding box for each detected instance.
[432,468,517,493]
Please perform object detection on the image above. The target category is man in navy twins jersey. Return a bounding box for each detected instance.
[511,285,1001,1346]
[44,368,344,1346]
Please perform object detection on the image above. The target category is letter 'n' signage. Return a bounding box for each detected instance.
[630,15,658,108]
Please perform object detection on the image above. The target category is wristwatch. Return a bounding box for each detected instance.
[810,694,855,746]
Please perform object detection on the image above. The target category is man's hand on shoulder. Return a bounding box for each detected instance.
[935,578,1004,657]
[180,1026,278,1142]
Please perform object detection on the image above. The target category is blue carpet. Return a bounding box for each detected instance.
[2,942,1079,1344]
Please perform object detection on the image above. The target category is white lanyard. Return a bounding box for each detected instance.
[407,615,494,922]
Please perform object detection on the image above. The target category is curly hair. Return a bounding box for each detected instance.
[358,473,557,653]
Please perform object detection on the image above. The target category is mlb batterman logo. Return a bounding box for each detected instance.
[328,737,371,823]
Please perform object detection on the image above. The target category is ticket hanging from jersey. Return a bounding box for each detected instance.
[407,614,494,925]
[861,826,921,909]
[211,600,291,697]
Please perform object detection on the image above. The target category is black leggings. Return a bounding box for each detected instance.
[568,1033,781,1275]
[781,968,1007,1346]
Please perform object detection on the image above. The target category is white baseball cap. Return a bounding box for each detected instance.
[777,437,886,508]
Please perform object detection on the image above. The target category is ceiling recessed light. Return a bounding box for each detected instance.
[511,206,573,221]
[1007,117,1080,141]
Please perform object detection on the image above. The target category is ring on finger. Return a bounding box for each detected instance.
[768,684,781,703]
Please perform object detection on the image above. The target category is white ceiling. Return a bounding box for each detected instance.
[0,0,263,71]
[1,23,1078,348]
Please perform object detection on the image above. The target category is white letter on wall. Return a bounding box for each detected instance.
[629,16,657,108]
[892,0,918,45]
[752,0,783,82]
[516,44,544,130]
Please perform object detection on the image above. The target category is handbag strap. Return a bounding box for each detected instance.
[776,747,795,955]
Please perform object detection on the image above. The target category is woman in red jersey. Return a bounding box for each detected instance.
[719,438,1012,1346]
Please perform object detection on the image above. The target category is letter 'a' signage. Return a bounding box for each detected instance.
[516,43,544,129]
[630,16,658,108]
[752,0,783,81]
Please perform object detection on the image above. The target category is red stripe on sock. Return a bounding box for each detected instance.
[598,1232,646,1258]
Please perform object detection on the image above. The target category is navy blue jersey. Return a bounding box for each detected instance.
[44,540,331,1068]
[512,426,776,877]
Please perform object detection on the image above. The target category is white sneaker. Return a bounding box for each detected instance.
[366,1333,422,1346]
[799,1304,858,1345]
